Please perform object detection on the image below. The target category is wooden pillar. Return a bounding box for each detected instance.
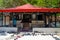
[44,14,47,27]
[3,15,5,27]
[5,15,10,27]
[55,13,57,27]
[0,13,3,27]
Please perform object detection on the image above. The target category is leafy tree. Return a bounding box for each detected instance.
[57,1,60,8]
[24,0,46,7]
[0,0,60,8]
[24,0,60,8]
[1,0,26,8]
[46,0,60,8]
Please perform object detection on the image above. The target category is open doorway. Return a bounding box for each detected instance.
[21,14,32,32]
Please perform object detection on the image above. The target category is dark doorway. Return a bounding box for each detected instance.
[37,14,43,21]
[21,14,32,32]
[22,14,32,23]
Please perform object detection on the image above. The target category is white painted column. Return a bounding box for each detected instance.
[3,16,5,26]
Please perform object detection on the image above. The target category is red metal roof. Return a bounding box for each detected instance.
[0,4,60,12]
[15,4,38,9]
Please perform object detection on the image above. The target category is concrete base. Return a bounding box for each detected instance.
[0,27,17,32]
[33,28,60,34]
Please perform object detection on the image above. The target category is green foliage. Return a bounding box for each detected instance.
[0,0,60,8]
[1,0,26,8]
[24,0,46,7]
[0,0,3,8]
[45,0,60,8]
[24,0,60,8]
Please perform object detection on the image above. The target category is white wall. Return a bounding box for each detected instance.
[0,27,17,32]
[33,28,60,34]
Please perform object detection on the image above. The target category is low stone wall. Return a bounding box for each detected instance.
[33,28,60,34]
[0,27,17,32]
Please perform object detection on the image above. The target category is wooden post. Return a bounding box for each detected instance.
[55,13,57,27]
[5,15,10,27]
